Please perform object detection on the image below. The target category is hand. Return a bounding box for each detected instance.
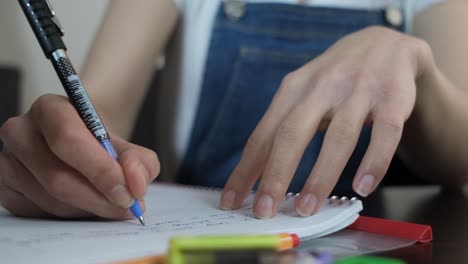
[221,26,432,218]
[0,94,160,219]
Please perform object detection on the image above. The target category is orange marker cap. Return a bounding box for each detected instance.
[278,233,300,250]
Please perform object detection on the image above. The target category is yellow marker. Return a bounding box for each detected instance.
[168,233,300,264]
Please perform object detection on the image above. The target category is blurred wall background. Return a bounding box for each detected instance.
[0,0,109,112]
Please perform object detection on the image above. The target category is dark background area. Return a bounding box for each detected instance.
[0,67,20,126]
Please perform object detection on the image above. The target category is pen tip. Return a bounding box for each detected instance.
[138,216,146,226]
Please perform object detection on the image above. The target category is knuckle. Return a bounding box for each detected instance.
[281,71,297,87]
[30,94,59,120]
[312,64,345,100]
[413,37,433,64]
[332,120,357,145]
[279,71,301,93]
[30,94,73,127]
[275,122,299,144]
[0,117,22,142]
[30,95,49,117]
[383,119,403,140]
[261,171,290,195]
[351,68,375,89]
[316,63,342,80]
[48,124,82,153]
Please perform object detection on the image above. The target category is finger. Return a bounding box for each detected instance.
[0,149,91,218]
[3,149,132,219]
[112,136,160,198]
[0,184,51,218]
[0,116,133,219]
[221,71,311,210]
[353,109,404,197]
[1,151,101,218]
[29,95,134,208]
[252,97,327,218]
[0,159,51,218]
[297,97,369,216]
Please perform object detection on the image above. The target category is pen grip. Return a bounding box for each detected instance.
[18,0,66,58]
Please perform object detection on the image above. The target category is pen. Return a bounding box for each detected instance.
[17,0,145,225]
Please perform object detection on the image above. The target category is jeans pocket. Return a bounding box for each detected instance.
[193,46,320,185]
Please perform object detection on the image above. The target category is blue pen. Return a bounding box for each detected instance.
[18,0,145,225]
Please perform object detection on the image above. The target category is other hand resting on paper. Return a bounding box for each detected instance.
[220,25,467,218]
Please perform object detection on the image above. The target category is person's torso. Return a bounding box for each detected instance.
[154,0,443,186]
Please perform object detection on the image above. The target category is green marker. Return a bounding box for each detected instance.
[168,233,300,264]
[335,256,406,264]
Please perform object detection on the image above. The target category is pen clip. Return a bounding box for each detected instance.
[44,0,64,36]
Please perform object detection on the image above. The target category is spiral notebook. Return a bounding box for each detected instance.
[0,183,362,264]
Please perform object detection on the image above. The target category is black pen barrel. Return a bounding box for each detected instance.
[18,0,66,59]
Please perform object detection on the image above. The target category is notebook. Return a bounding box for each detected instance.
[0,183,362,264]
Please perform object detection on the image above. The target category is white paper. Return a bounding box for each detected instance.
[0,183,362,264]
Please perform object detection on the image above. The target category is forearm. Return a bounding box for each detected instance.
[399,63,468,187]
[398,0,468,187]
[80,0,178,138]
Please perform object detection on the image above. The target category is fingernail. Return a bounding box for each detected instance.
[111,185,134,208]
[220,190,236,210]
[296,193,318,217]
[356,174,375,197]
[255,194,274,219]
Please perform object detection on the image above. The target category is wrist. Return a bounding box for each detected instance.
[413,37,435,81]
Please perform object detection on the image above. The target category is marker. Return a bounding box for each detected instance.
[335,256,405,264]
[169,233,300,264]
[170,233,300,251]
[17,0,145,225]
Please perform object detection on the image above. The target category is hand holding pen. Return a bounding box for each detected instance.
[0,0,159,223]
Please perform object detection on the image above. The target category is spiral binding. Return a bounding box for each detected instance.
[329,195,359,206]
[283,192,359,207]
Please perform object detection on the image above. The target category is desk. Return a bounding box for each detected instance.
[349,186,468,264]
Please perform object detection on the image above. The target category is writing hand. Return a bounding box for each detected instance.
[0,94,159,218]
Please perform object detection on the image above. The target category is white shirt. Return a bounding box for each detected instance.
[155,0,444,179]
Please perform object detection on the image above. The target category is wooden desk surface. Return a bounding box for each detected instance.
[354,186,468,264]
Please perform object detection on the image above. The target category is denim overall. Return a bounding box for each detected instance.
[179,1,404,193]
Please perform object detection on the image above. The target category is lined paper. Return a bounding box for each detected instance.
[0,184,361,264]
